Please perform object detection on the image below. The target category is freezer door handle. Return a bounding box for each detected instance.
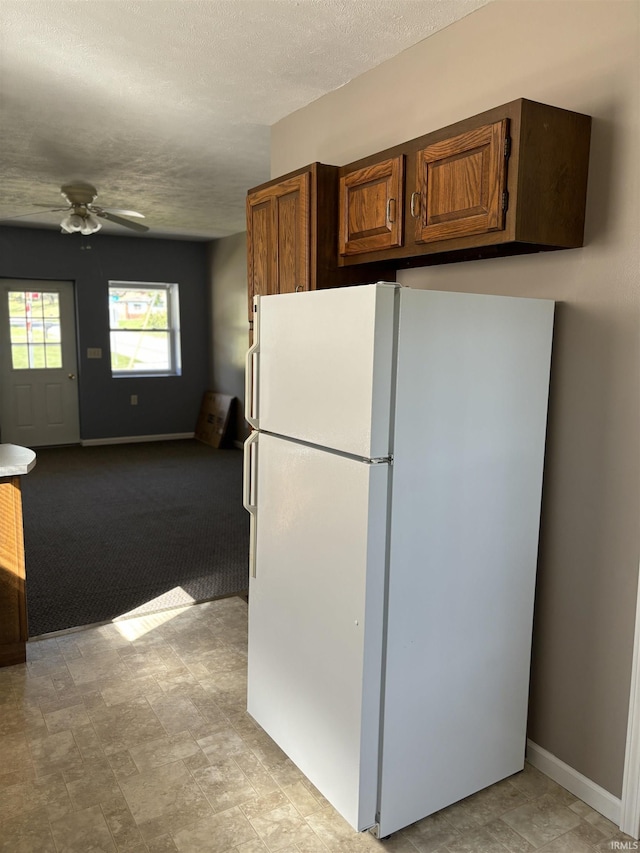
[243,430,259,577]
[245,296,260,429]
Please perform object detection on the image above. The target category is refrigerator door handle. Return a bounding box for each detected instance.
[245,296,261,429]
[243,430,259,577]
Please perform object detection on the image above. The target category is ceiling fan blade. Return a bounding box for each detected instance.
[95,210,149,232]
[32,204,71,211]
[0,209,60,221]
[100,207,145,218]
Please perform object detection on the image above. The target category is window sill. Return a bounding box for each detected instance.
[112,372,181,379]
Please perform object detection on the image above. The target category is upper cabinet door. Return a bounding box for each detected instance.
[413,120,509,244]
[246,172,311,319]
[273,172,311,296]
[339,156,404,256]
[246,189,277,317]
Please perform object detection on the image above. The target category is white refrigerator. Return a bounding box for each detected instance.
[243,283,554,838]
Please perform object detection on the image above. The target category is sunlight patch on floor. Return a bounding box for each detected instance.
[112,586,196,640]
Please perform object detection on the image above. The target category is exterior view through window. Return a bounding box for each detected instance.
[7,290,62,369]
[109,282,181,376]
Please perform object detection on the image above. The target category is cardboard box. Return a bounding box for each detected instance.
[195,392,234,448]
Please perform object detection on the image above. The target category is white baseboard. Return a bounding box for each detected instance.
[81,432,195,446]
[620,560,640,839]
[526,739,621,826]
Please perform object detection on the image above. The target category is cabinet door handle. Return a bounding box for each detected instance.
[410,191,420,219]
[386,198,396,224]
[295,285,303,292]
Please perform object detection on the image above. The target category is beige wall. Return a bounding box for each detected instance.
[208,233,249,443]
[271,0,639,798]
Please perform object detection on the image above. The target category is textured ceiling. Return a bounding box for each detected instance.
[0,0,489,240]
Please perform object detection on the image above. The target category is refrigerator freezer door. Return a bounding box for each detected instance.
[256,283,396,459]
[247,432,388,831]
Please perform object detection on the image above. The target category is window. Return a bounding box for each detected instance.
[109,282,181,376]
[7,290,62,369]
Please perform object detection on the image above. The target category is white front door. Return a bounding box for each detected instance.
[0,279,80,447]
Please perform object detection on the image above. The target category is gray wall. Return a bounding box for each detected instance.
[0,226,210,441]
[270,0,639,798]
[208,232,249,444]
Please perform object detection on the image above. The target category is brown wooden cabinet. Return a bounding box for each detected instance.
[337,99,591,268]
[338,156,404,256]
[0,476,28,667]
[247,100,591,319]
[0,445,35,668]
[247,163,394,321]
[246,171,310,319]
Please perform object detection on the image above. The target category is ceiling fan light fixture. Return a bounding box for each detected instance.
[52,184,146,234]
[60,212,84,233]
[80,213,102,235]
[60,210,101,235]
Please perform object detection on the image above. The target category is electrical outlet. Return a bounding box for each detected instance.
[130,395,138,405]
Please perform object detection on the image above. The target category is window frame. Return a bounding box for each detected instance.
[108,281,182,378]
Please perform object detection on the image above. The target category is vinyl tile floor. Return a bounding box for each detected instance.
[0,596,633,853]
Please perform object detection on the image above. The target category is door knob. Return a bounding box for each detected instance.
[68,373,76,380]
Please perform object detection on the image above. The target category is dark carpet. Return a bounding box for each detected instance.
[21,440,250,636]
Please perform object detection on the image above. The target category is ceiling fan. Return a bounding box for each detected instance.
[3,182,149,234]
